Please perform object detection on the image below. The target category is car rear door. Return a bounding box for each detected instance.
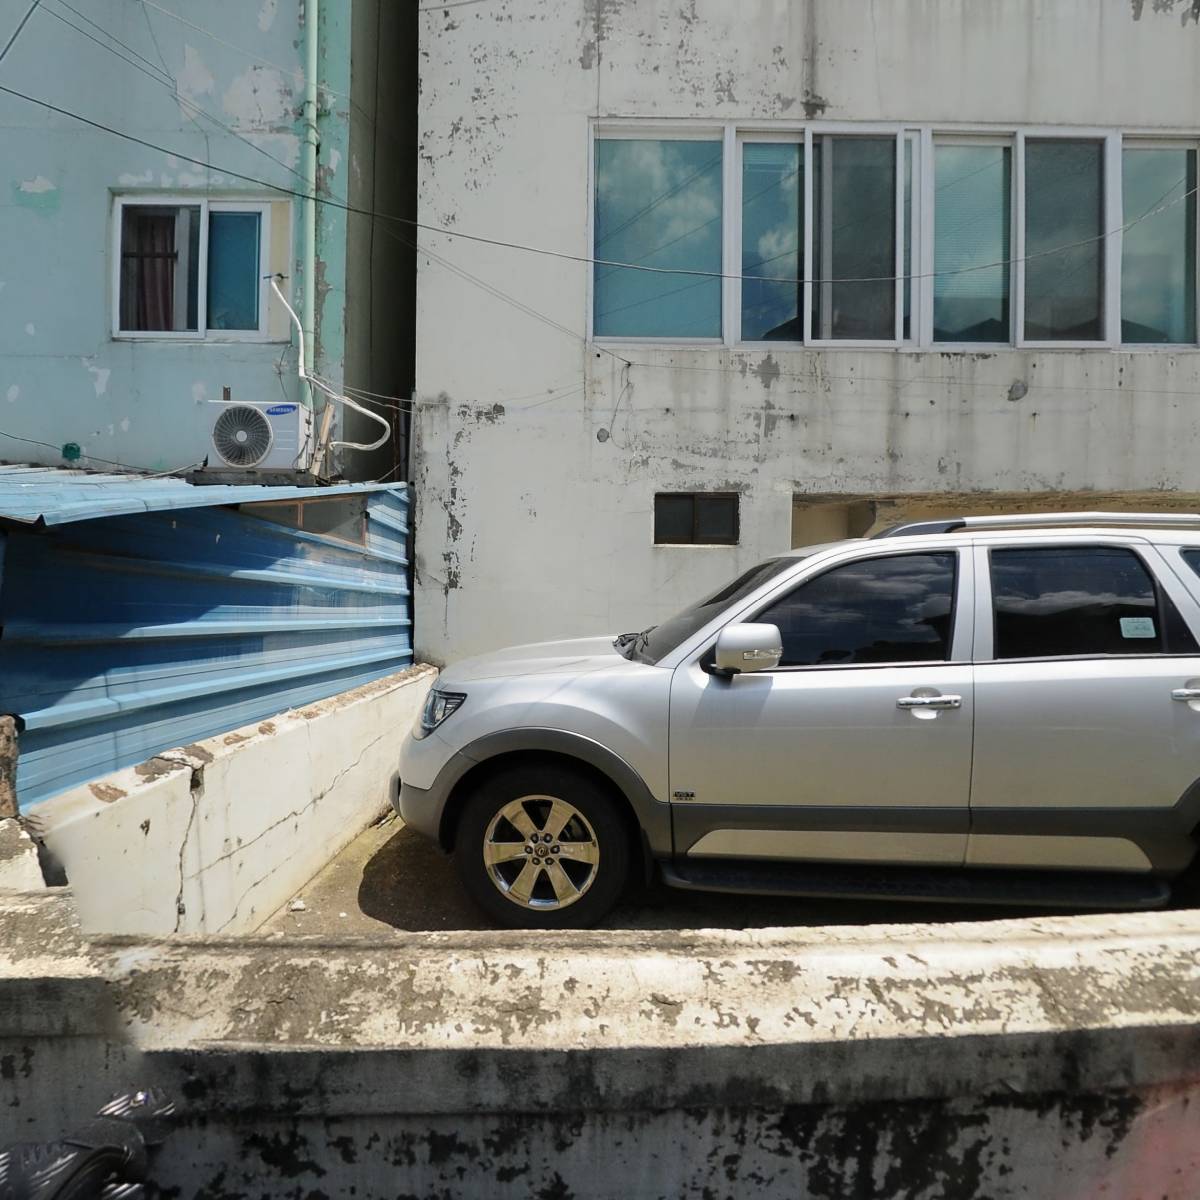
[668,545,975,866]
[967,536,1200,874]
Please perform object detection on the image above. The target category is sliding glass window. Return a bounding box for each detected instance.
[812,136,897,340]
[934,143,1011,343]
[741,142,803,341]
[592,138,723,339]
[1024,139,1105,341]
[1121,145,1197,344]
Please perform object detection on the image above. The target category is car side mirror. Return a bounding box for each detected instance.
[713,623,783,675]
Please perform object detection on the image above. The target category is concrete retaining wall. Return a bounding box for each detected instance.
[22,666,436,936]
[2,895,1199,1197]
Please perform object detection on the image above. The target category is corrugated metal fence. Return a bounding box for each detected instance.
[0,475,413,810]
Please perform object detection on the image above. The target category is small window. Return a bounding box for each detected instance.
[990,546,1197,659]
[115,198,271,338]
[654,493,739,545]
[243,496,368,545]
[756,552,957,667]
[119,204,201,332]
[593,138,723,338]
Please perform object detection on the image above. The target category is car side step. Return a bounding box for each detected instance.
[660,859,1171,911]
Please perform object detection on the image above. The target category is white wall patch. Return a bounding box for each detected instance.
[222,65,289,126]
[18,176,55,194]
[258,0,278,32]
[178,45,215,104]
[192,382,208,405]
[117,170,155,187]
[6,385,19,404]
[24,323,34,336]
[87,365,111,397]
[120,418,131,433]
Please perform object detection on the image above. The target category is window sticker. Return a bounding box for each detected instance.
[1120,616,1157,639]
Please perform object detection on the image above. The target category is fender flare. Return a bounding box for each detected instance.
[435,727,671,856]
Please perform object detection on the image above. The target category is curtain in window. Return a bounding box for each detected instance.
[120,207,177,331]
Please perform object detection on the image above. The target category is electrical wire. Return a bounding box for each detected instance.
[0,427,198,476]
[38,0,311,188]
[418,0,501,11]
[1,78,1190,290]
[0,0,40,64]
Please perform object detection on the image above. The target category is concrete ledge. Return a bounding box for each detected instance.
[3,898,1200,1195]
[24,667,436,936]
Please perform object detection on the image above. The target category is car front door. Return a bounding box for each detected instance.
[668,547,974,866]
[967,538,1200,874]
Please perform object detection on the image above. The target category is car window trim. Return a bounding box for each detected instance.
[691,546,968,673]
[982,541,1192,663]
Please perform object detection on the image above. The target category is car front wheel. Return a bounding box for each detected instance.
[453,765,630,929]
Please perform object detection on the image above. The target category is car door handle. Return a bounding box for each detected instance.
[1171,688,1200,701]
[897,694,962,710]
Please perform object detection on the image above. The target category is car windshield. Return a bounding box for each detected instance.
[615,556,801,665]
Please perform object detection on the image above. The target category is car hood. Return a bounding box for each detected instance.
[436,635,627,685]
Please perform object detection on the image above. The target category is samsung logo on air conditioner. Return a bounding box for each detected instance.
[265,404,298,415]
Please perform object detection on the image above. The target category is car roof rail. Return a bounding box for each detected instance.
[873,511,1200,538]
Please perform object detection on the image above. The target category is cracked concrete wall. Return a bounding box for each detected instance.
[414,0,1200,662]
[25,666,435,936]
[4,898,1200,1196]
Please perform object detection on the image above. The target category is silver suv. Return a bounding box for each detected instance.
[399,513,1200,928]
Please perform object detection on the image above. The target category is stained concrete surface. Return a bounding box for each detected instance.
[263,813,1085,936]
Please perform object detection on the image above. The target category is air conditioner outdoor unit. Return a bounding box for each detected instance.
[208,400,314,472]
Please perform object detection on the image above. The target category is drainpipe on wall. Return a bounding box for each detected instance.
[301,0,335,475]
[302,0,319,380]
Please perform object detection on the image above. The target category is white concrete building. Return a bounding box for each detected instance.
[414,0,1200,663]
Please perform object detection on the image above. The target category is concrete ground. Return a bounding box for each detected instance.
[261,813,1098,935]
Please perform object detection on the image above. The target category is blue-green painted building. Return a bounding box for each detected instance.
[0,0,415,481]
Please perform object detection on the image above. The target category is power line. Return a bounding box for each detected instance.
[418,0,500,10]
[0,0,41,64]
[3,79,1191,291]
[36,1,310,188]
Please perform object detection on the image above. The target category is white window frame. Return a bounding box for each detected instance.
[112,195,273,342]
[1119,136,1200,350]
[587,121,1200,353]
[1015,129,1119,350]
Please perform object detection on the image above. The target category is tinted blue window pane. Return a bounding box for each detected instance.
[934,144,1011,342]
[593,139,722,338]
[1122,148,1197,344]
[741,142,802,341]
[207,211,261,330]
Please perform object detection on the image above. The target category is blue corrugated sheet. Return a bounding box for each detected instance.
[0,468,413,810]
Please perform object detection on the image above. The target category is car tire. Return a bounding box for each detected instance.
[453,764,631,929]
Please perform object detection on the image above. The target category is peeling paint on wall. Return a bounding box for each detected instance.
[223,65,291,126]
[13,177,59,214]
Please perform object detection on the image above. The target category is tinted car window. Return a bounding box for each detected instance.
[756,552,957,667]
[991,546,1198,658]
[638,556,800,664]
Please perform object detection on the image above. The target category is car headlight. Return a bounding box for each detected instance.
[414,689,467,739]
